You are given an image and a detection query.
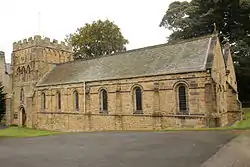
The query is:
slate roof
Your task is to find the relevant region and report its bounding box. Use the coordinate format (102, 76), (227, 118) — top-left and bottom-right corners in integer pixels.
(37, 36), (215, 86)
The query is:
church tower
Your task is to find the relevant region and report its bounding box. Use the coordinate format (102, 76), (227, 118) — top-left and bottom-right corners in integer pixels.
(9, 35), (73, 125)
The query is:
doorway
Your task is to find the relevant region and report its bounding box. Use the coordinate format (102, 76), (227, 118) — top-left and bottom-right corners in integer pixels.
(20, 107), (26, 126)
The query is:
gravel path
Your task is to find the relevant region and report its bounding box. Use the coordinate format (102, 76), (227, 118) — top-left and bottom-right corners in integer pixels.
(202, 130), (250, 167)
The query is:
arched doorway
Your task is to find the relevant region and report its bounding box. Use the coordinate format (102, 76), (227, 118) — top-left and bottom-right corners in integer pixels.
(20, 107), (26, 126)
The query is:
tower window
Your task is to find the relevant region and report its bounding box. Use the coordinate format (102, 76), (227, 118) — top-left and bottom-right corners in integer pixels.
(27, 65), (31, 73)
(20, 88), (24, 103)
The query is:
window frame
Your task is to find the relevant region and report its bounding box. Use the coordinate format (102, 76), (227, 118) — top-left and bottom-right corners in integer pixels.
(176, 83), (189, 115)
(41, 92), (46, 111)
(133, 86), (143, 114)
(57, 92), (61, 112)
(20, 88), (24, 103)
(99, 89), (108, 114)
(74, 90), (79, 112)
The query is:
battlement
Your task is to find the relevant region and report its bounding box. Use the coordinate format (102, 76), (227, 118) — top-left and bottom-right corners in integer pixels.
(13, 35), (72, 52)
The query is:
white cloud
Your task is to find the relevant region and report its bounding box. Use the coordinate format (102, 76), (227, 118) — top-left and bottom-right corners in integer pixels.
(0, 0), (179, 63)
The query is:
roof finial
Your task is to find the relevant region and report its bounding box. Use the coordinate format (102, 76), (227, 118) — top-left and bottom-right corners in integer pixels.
(225, 40), (230, 49)
(212, 23), (218, 36)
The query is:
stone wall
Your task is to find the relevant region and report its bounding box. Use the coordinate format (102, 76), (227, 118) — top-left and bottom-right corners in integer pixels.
(208, 38), (241, 127)
(30, 71), (220, 131)
(36, 71), (212, 117)
(0, 51), (12, 124)
(220, 111), (242, 127)
(31, 112), (206, 132)
(7, 35), (242, 130)
(13, 35), (72, 53)
(224, 43), (238, 91)
(226, 85), (241, 112)
(9, 35), (74, 125)
(218, 83), (242, 126)
(0, 51), (11, 93)
(210, 38), (227, 115)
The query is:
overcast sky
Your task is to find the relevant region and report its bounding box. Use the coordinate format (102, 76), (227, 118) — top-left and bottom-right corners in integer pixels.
(0, 0), (180, 63)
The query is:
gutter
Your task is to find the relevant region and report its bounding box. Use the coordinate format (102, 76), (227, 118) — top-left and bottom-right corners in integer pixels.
(36, 70), (208, 88)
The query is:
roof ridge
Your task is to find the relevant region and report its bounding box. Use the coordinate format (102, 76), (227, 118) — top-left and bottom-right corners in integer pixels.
(56, 34), (212, 66)
(38, 35), (211, 86)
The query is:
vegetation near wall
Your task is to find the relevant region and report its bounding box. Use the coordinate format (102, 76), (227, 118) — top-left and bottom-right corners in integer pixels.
(160, 0), (250, 105)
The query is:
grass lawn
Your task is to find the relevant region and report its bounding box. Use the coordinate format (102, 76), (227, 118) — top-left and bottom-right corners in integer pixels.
(243, 108), (250, 119)
(233, 108), (250, 129)
(0, 127), (61, 138)
(0, 109), (249, 137)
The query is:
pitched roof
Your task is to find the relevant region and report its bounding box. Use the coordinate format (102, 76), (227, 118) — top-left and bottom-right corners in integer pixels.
(37, 36), (214, 86)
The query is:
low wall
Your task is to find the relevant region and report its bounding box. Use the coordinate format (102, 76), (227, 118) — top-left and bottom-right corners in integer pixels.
(30, 113), (206, 132)
(220, 111), (242, 126)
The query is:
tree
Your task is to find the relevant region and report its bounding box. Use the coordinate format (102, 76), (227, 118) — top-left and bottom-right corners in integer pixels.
(66, 19), (129, 60)
(160, 0), (250, 104)
(0, 82), (6, 122)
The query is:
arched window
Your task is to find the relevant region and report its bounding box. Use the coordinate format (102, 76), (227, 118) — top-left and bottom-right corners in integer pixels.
(21, 66), (26, 81)
(41, 92), (46, 111)
(134, 86), (143, 114)
(100, 89), (108, 113)
(178, 85), (188, 114)
(17, 67), (21, 81)
(74, 91), (79, 111)
(205, 84), (212, 103)
(21, 66), (26, 73)
(27, 65), (31, 73)
(57, 92), (61, 111)
(20, 88), (24, 103)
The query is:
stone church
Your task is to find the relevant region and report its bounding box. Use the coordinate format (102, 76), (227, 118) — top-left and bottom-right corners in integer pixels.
(0, 33), (242, 131)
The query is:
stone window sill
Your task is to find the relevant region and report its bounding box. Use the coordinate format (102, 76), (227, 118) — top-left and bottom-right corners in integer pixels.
(133, 110), (143, 114)
(176, 111), (189, 115)
(99, 111), (109, 115)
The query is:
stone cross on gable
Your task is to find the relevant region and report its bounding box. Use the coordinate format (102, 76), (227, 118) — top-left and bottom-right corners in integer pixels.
(213, 23), (218, 34)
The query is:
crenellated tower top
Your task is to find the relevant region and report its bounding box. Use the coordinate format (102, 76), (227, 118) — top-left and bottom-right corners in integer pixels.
(13, 35), (72, 52)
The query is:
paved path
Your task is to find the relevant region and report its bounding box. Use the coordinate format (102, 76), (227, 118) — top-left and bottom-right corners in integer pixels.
(0, 131), (237, 167)
(202, 130), (250, 167)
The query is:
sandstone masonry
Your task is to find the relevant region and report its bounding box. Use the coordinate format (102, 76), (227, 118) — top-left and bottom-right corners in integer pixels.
(0, 33), (242, 131)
